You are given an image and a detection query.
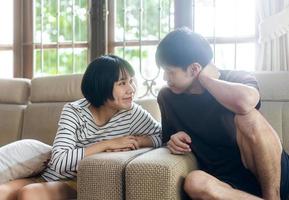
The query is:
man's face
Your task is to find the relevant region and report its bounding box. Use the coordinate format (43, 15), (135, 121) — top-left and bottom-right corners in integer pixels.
(162, 66), (195, 94)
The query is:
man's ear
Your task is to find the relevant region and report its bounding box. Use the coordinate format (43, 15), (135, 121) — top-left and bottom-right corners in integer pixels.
(187, 63), (202, 76)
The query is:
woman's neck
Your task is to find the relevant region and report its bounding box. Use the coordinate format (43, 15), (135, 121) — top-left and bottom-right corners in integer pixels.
(89, 104), (119, 127)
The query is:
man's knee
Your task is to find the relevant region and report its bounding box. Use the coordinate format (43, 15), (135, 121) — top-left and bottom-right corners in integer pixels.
(184, 170), (214, 198)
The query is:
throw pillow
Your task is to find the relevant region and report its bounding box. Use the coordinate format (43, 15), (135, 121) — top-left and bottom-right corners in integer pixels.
(0, 139), (52, 184)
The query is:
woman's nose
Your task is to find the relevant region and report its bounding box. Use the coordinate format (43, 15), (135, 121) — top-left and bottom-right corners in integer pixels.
(127, 82), (135, 94)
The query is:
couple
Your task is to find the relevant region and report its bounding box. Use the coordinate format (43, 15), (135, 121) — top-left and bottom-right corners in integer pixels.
(1, 27), (288, 200)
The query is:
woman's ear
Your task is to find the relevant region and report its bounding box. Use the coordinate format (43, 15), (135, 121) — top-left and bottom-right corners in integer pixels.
(187, 63), (202, 76)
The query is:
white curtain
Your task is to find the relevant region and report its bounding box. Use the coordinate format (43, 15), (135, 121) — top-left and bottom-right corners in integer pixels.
(257, 0), (289, 71)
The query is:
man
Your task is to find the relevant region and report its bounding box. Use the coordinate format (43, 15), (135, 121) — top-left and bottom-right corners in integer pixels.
(155, 27), (289, 200)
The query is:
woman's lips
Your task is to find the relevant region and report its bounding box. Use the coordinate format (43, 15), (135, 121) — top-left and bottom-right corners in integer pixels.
(123, 97), (132, 101)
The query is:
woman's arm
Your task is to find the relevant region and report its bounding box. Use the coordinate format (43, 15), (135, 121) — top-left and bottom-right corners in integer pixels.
(129, 104), (162, 148)
(49, 104), (84, 175)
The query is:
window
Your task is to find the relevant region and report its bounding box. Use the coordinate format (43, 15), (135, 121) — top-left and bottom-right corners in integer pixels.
(108, 0), (257, 97)
(108, 0), (174, 97)
(33, 0), (89, 77)
(0, 1), (13, 78)
(193, 0), (257, 71)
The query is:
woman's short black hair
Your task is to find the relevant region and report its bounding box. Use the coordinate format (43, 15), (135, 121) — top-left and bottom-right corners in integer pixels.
(155, 27), (213, 69)
(81, 55), (135, 108)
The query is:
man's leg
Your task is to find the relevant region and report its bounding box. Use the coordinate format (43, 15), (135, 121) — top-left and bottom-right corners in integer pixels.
(235, 109), (282, 200)
(184, 170), (263, 200)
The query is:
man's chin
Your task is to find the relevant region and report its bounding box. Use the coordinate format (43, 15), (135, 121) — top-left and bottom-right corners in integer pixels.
(168, 87), (183, 94)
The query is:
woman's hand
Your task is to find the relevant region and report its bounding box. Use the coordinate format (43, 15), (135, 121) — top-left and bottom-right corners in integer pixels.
(85, 135), (154, 156)
(105, 135), (154, 152)
(104, 136), (139, 151)
(85, 135), (138, 156)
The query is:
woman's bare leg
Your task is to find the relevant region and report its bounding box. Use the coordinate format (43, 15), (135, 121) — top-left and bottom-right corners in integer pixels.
(17, 181), (77, 200)
(0, 178), (35, 200)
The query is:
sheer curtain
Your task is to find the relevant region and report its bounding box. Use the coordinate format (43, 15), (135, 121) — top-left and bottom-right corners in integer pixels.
(257, 0), (289, 70)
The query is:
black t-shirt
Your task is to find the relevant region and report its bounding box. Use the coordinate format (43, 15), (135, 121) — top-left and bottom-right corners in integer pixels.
(157, 70), (260, 176)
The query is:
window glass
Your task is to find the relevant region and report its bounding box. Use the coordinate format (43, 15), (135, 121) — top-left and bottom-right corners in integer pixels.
(0, 51), (13, 78)
(34, 0), (88, 77)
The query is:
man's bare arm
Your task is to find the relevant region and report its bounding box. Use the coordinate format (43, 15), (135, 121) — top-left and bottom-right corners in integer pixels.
(198, 64), (260, 115)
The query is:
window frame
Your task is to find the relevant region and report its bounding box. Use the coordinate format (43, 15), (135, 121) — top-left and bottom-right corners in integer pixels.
(9, 0), (259, 79)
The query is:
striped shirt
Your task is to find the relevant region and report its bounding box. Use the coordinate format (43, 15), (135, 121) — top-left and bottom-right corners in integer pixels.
(41, 98), (162, 181)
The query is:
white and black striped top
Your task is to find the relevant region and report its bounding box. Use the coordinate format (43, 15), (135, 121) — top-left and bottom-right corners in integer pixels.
(41, 98), (162, 181)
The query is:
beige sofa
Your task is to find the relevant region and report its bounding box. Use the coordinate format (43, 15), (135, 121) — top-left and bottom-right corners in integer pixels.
(0, 72), (289, 200)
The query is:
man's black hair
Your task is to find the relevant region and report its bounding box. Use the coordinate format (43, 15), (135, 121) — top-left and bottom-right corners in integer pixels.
(155, 27), (213, 69)
(81, 55), (135, 108)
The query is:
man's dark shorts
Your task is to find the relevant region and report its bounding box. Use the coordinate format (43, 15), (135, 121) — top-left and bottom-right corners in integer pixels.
(217, 151), (289, 200)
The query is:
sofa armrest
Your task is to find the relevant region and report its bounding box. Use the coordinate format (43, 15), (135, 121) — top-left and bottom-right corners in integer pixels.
(77, 148), (152, 200)
(125, 147), (199, 200)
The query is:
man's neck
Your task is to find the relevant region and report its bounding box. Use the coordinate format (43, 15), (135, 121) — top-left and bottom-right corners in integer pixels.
(186, 79), (205, 94)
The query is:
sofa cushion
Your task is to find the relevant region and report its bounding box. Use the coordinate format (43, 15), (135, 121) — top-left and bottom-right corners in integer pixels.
(255, 72), (289, 101)
(135, 98), (161, 122)
(125, 147), (198, 200)
(21, 103), (66, 145)
(0, 139), (51, 184)
(255, 72), (289, 153)
(0, 105), (26, 146)
(78, 148), (152, 200)
(30, 74), (83, 103)
(0, 78), (30, 104)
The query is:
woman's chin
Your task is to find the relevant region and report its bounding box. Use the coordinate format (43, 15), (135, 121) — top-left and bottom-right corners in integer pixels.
(121, 101), (133, 110)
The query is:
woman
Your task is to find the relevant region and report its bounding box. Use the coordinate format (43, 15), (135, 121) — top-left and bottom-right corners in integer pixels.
(0, 55), (162, 200)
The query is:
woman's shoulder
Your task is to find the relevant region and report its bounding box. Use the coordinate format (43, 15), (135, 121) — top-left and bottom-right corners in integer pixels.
(67, 98), (89, 109)
(61, 98), (89, 115)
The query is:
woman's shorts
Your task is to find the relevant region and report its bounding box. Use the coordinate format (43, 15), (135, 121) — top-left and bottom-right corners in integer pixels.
(30, 176), (77, 192)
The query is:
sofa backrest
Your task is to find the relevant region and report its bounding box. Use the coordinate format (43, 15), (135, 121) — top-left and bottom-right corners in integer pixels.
(2, 72), (289, 151)
(19, 74), (161, 146)
(135, 98), (161, 122)
(0, 78), (30, 146)
(21, 74), (83, 145)
(254, 72), (289, 152)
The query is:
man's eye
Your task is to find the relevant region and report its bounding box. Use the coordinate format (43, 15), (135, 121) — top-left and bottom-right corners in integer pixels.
(119, 81), (126, 85)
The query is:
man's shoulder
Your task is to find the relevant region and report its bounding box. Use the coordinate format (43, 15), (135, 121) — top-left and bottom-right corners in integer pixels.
(157, 87), (172, 99)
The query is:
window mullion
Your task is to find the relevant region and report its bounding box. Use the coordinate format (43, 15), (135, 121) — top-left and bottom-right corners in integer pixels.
(174, 0), (192, 29)
(22, 0), (33, 78)
(123, 0), (126, 58)
(40, 0), (44, 74)
(57, 0), (60, 74)
(89, 0), (107, 60)
(72, 0), (75, 73)
(139, 0), (142, 77)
